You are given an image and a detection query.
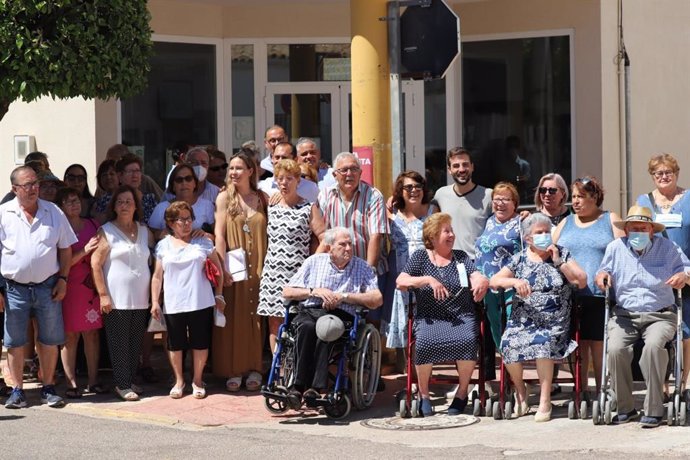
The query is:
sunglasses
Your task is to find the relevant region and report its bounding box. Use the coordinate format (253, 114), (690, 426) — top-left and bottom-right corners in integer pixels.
(173, 175), (195, 184)
(538, 187), (559, 195)
(402, 184), (423, 192)
(209, 163), (228, 172)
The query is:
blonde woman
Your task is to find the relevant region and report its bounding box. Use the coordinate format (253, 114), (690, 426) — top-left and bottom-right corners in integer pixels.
(213, 152), (268, 392)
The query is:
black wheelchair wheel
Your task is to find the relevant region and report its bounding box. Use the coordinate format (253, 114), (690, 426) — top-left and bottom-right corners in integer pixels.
(263, 386), (290, 414)
(324, 393), (352, 419)
(352, 324), (381, 410)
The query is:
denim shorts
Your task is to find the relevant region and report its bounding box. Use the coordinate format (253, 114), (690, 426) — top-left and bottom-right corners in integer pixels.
(4, 275), (65, 348)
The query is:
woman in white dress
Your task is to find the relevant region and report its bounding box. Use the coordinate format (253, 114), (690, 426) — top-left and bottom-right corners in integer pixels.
(91, 185), (154, 401)
(258, 159), (325, 352)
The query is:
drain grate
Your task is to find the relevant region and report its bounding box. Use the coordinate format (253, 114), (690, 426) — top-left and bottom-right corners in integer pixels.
(361, 414), (479, 431)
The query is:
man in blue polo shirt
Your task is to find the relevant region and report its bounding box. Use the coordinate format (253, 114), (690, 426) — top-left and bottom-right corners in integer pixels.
(596, 205), (689, 428)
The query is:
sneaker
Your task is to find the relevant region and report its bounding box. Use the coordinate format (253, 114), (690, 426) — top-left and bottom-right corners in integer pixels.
(639, 415), (661, 428)
(447, 397), (468, 416)
(420, 397), (434, 416)
(5, 388), (28, 409)
(612, 409), (639, 424)
(40, 385), (66, 408)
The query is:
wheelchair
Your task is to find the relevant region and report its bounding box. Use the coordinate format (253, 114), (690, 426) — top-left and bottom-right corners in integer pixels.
(592, 280), (685, 426)
(261, 298), (382, 419)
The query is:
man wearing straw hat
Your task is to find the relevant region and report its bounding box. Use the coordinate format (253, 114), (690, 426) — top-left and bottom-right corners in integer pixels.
(595, 205), (690, 428)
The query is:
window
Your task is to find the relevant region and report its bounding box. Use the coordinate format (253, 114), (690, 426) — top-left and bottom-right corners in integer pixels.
(121, 42), (217, 186)
(268, 44), (350, 82)
(231, 44), (255, 151)
(462, 36), (572, 205)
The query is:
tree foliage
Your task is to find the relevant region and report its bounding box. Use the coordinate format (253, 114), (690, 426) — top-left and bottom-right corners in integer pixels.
(0, 0), (153, 119)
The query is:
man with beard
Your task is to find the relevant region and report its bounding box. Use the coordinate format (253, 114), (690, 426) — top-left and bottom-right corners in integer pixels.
(432, 147), (493, 260)
(432, 146), (495, 399)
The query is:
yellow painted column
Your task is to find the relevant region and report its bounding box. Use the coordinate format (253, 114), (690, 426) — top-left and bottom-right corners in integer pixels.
(351, 0), (392, 195)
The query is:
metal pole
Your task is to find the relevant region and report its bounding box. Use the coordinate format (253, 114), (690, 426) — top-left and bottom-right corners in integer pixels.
(388, 0), (405, 179)
(624, 51), (632, 209)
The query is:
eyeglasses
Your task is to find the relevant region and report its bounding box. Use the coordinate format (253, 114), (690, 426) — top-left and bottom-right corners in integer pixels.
(538, 187), (559, 195)
(402, 184), (423, 193)
(65, 174), (86, 182)
(652, 170), (675, 179)
(122, 168), (141, 176)
(574, 176), (596, 192)
(174, 217), (193, 224)
(13, 181), (39, 191)
(173, 175), (195, 184)
(266, 137), (284, 144)
(335, 166), (361, 175)
(115, 199), (134, 206)
(62, 198), (81, 206)
(209, 163), (228, 172)
(492, 197), (512, 204)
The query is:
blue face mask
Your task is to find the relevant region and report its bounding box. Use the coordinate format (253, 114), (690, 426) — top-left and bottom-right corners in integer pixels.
(532, 233), (552, 250)
(628, 232), (651, 251)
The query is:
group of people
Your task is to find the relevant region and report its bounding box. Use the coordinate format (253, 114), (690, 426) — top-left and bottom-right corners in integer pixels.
(392, 148), (690, 428)
(0, 135), (688, 429)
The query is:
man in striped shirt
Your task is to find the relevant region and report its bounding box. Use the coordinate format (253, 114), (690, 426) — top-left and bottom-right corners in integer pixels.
(316, 152), (388, 273)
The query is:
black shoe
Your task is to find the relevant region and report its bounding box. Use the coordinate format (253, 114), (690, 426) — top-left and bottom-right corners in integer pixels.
(286, 389), (302, 410)
(447, 397), (468, 416)
(303, 388), (320, 407)
(612, 409), (639, 424)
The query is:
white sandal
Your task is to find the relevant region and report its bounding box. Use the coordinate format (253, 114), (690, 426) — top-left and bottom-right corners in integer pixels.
(226, 376), (242, 392)
(192, 382), (207, 399)
(115, 386), (139, 401)
(246, 371), (262, 392)
(169, 384), (186, 399)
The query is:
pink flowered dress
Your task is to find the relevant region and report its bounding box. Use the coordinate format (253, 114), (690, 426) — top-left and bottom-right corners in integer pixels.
(62, 218), (102, 333)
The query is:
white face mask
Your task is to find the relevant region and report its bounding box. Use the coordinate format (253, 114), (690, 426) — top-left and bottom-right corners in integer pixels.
(193, 165), (207, 182)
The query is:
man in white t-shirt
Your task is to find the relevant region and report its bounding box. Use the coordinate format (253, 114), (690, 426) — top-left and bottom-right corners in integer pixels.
(259, 142), (319, 203)
(0, 166), (78, 409)
(432, 146), (494, 396)
(162, 147), (219, 205)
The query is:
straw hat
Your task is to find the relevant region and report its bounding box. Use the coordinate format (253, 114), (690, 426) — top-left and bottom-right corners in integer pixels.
(613, 205), (665, 233)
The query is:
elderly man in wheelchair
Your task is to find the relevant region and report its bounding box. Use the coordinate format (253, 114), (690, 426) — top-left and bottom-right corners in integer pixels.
(262, 227), (383, 419)
(595, 205), (689, 428)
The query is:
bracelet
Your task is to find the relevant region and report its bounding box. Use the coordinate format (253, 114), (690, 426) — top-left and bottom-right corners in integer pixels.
(215, 294), (226, 304)
(58, 275), (68, 282)
(554, 260), (565, 269)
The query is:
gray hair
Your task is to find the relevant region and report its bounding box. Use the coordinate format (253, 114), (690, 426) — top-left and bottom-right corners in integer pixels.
(534, 172), (569, 209)
(186, 146), (209, 160)
(333, 152), (358, 169)
(521, 212), (553, 237)
(296, 137), (318, 150)
(324, 226), (352, 246)
(10, 165), (35, 185)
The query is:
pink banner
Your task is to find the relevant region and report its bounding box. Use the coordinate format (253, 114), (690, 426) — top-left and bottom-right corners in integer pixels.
(352, 146), (374, 185)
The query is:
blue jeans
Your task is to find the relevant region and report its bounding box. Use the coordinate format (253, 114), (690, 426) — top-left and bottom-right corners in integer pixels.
(4, 275), (65, 348)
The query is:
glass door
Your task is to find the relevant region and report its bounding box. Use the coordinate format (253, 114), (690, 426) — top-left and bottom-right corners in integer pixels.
(265, 80), (424, 174)
(265, 82), (344, 165)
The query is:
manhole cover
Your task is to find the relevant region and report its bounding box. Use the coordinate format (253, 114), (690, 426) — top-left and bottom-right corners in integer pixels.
(360, 414), (479, 431)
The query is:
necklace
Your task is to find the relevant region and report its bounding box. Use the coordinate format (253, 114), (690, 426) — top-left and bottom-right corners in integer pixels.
(656, 188), (684, 210)
(115, 221), (136, 239)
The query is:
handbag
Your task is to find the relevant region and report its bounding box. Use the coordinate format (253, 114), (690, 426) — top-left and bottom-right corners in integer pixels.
(205, 258), (220, 287)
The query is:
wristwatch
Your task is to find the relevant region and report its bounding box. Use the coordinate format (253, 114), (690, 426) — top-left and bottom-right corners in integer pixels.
(554, 260), (565, 269)
(342, 292), (350, 302)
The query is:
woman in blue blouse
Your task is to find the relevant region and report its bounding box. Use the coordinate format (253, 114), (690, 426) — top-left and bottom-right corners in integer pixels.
(475, 182), (522, 347)
(637, 153), (690, 392)
(386, 171), (437, 348)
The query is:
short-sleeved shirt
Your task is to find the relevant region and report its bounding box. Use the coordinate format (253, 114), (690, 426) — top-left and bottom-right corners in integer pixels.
(598, 236), (687, 312)
(148, 198), (215, 231)
(155, 236), (215, 314)
(432, 184), (493, 259)
(258, 177), (320, 203)
(0, 198), (78, 283)
(286, 253), (379, 315)
(162, 181), (219, 206)
(474, 214), (521, 278)
(317, 181), (389, 273)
